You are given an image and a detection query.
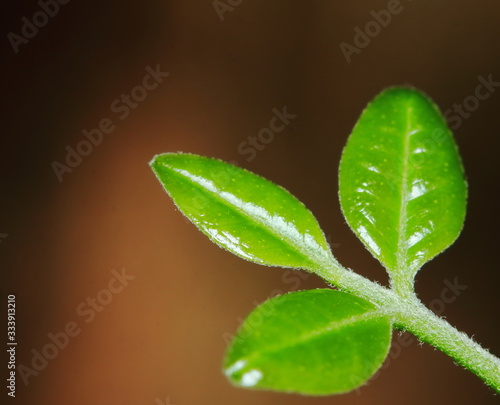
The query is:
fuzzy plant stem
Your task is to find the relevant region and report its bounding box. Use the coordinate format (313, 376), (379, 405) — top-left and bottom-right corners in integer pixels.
(319, 261), (500, 393)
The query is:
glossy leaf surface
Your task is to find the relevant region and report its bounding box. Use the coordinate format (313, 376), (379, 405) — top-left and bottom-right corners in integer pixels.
(150, 153), (335, 273)
(339, 87), (467, 279)
(224, 289), (391, 395)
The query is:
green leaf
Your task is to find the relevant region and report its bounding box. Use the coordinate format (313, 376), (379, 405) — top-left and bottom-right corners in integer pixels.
(223, 289), (391, 395)
(150, 153), (336, 275)
(339, 87), (467, 281)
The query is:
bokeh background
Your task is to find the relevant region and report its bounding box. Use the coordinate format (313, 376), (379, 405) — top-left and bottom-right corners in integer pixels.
(2, 1), (500, 404)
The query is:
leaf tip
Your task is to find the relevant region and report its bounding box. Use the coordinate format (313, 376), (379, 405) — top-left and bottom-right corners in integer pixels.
(148, 155), (162, 177)
(149, 153), (192, 178)
(148, 154), (160, 168)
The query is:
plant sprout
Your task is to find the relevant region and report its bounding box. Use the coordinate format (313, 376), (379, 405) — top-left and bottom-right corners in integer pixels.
(149, 87), (500, 395)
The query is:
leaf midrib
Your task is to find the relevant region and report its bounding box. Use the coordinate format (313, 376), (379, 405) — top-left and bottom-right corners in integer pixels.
(395, 100), (413, 275)
(238, 309), (385, 364)
(167, 166), (330, 268)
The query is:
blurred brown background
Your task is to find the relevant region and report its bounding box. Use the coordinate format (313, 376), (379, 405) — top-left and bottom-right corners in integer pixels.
(1, 1), (500, 404)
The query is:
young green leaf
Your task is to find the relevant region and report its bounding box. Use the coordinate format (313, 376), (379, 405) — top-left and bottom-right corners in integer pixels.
(150, 153), (337, 276)
(339, 87), (467, 283)
(223, 289), (392, 395)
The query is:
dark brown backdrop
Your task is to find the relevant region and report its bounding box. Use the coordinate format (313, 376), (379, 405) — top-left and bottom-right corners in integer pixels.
(2, 1), (500, 404)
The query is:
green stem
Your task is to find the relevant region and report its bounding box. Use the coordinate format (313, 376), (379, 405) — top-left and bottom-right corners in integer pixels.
(321, 262), (500, 393)
(396, 301), (500, 393)
(389, 276), (416, 300)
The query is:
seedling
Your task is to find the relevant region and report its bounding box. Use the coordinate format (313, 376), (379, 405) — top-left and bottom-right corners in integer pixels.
(149, 87), (500, 395)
